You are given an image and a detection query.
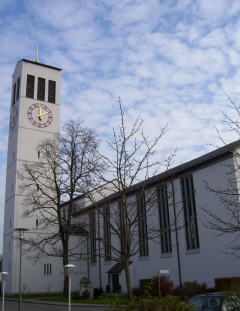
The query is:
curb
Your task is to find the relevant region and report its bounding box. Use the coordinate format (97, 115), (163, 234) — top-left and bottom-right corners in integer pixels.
(1, 298), (109, 308)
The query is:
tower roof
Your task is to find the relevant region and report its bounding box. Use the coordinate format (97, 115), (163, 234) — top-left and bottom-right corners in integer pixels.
(12, 59), (62, 77)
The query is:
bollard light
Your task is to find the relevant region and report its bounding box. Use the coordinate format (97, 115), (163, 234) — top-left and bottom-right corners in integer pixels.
(64, 264), (76, 311)
(1, 272), (8, 311)
(14, 228), (29, 311)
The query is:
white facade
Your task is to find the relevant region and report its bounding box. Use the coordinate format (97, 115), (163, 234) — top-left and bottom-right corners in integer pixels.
(3, 59), (62, 295)
(68, 143), (240, 294)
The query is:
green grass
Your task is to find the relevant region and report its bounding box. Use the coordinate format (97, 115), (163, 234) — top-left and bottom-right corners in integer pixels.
(3, 294), (128, 305)
(43, 295), (128, 305)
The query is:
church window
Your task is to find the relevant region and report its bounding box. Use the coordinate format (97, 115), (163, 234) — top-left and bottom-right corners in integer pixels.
(26, 74), (35, 98)
(104, 206), (111, 261)
(37, 77), (45, 101)
(138, 191), (149, 257)
(36, 219), (39, 227)
(181, 175), (200, 250)
(89, 211), (97, 263)
(12, 83), (16, 107)
(16, 77), (20, 100)
(158, 185), (172, 254)
(44, 263), (52, 276)
(38, 151), (40, 158)
(48, 80), (56, 103)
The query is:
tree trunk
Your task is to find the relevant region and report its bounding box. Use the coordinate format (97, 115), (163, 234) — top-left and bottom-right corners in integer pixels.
(62, 238), (69, 297)
(124, 259), (133, 301)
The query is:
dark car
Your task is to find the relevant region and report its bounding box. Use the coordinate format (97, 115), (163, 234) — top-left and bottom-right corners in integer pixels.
(188, 292), (240, 311)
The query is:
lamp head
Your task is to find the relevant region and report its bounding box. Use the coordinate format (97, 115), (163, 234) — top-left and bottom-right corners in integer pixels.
(14, 228), (29, 240)
(64, 264), (76, 277)
(1, 272), (8, 280)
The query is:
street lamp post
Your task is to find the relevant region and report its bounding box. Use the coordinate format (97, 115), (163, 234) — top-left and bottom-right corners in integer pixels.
(64, 264), (76, 311)
(1, 272), (8, 311)
(14, 228), (29, 311)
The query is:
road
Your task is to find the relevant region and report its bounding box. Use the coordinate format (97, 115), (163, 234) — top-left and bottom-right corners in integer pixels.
(0, 300), (109, 311)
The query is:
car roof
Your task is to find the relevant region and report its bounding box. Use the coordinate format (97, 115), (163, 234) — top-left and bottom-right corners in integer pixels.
(190, 292), (224, 298)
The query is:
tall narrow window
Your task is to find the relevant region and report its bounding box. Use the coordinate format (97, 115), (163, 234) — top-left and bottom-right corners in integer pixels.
(104, 206), (111, 261)
(158, 186), (172, 254)
(12, 83), (16, 107)
(16, 77), (20, 100)
(181, 175), (200, 250)
(138, 192), (149, 257)
(26, 74), (35, 98)
(37, 77), (45, 101)
(89, 211), (97, 263)
(48, 80), (56, 103)
(44, 263), (52, 276)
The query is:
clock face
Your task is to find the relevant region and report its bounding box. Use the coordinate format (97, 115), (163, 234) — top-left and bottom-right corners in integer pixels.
(10, 105), (18, 131)
(27, 103), (53, 128)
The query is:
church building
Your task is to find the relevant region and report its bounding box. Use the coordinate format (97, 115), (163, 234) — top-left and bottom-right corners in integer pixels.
(2, 58), (240, 295)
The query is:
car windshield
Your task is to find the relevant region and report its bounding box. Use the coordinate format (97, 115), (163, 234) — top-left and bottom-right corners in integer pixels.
(188, 295), (223, 311)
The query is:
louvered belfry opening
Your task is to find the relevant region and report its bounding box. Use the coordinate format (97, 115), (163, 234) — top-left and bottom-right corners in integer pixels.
(37, 77), (45, 101)
(26, 74), (35, 98)
(12, 83), (16, 107)
(48, 80), (56, 103)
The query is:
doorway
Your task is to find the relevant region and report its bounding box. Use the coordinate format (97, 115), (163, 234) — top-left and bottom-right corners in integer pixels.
(112, 274), (119, 293)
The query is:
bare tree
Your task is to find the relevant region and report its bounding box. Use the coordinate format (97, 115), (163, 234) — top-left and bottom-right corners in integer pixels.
(77, 98), (181, 300)
(19, 119), (103, 296)
(202, 97), (240, 258)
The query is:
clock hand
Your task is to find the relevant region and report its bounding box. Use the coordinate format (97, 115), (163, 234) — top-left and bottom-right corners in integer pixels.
(37, 111), (49, 117)
(38, 103), (42, 121)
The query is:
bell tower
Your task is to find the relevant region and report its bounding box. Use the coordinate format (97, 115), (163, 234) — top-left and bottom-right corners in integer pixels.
(2, 59), (62, 294)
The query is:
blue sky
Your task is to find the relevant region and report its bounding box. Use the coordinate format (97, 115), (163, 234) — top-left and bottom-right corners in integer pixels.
(1, 0), (240, 252)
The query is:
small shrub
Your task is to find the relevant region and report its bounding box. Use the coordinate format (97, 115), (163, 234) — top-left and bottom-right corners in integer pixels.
(139, 279), (151, 291)
(132, 286), (144, 297)
(175, 281), (207, 299)
(111, 296), (192, 311)
(106, 284), (111, 292)
(215, 277), (240, 291)
(225, 288), (240, 311)
(151, 275), (174, 297)
(94, 287), (103, 297)
(137, 276), (174, 298)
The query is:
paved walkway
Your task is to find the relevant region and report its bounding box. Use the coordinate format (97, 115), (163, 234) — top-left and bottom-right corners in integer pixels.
(0, 298), (109, 311)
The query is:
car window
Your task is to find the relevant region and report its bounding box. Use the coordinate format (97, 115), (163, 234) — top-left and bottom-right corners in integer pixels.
(188, 295), (223, 311)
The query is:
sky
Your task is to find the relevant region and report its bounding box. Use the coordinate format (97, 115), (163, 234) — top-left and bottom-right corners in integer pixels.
(1, 0), (240, 253)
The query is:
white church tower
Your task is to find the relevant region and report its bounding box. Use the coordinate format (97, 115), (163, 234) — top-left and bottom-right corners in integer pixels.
(3, 58), (62, 294)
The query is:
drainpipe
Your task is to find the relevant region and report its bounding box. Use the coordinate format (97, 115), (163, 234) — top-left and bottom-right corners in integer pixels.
(171, 180), (182, 286)
(87, 236), (90, 280)
(98, 210), (102, 288)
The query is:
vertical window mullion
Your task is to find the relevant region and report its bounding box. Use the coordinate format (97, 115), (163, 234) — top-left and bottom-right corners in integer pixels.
(181, 175), (200, 250)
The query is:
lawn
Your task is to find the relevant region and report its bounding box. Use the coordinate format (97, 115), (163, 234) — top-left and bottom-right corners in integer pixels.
(3, 293), (129, 305)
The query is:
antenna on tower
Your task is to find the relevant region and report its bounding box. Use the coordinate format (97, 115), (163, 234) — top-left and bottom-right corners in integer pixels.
(35, 46), (41, 63)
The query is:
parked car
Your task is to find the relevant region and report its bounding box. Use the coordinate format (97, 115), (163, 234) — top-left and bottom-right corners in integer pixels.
(188, 292), (240, 311)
